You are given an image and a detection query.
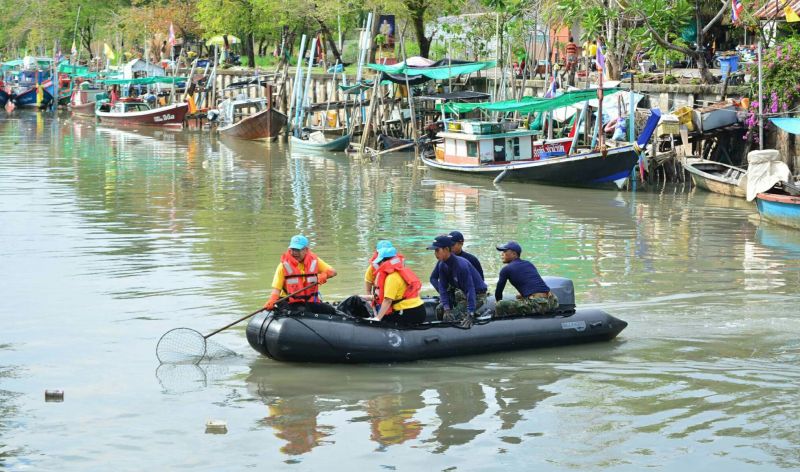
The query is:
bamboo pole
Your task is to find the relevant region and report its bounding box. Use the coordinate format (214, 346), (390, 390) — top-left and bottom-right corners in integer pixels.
(357, 77), (381, 159)
(297, 37), (318, 132)
(399, 32), (420, 161)
(286, 34), (307, 136)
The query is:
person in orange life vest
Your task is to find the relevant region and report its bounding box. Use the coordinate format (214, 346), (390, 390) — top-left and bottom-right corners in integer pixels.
(366, 246), (426, 326)
(264, 234), (337, 315)
(364, 240), (394, 296)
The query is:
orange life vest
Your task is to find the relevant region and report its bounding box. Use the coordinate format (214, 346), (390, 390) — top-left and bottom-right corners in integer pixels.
(280, 250), (320, 303)
(370, 252), (404, 299)
(374, 255), (421, 314)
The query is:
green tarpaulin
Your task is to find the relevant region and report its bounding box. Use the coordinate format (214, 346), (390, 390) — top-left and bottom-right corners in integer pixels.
(439, 88), (621, 114)
(99, 76), (186, 85)
(58, 63), (89, 75)
(367, 61), (495, 79)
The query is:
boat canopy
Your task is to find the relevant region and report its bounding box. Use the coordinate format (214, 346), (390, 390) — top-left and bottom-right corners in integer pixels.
(439, 88), (622, 114)
(367, 60), (496, 80)
(58, 63), (89, 75)
(99, 76), (186, 85)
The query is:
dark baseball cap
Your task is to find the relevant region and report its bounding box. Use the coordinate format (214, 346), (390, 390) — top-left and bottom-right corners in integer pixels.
(427, 234), (454, 250)
(448, 231), (465, 242)
(496, 240), (522, 255)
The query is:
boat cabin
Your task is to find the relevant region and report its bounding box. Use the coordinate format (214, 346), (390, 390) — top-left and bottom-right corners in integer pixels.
(436, 121), (572, 165)
(98, 99), (152, 114)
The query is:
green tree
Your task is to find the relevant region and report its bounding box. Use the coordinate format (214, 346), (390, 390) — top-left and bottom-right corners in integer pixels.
(631, 0), (732, 83)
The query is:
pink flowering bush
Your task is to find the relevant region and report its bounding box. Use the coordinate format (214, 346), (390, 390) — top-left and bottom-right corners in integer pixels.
(744, 38), (800, 143)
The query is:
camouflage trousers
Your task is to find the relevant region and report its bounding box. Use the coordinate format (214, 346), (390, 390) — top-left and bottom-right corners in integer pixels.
(436, 289), (487, 320)
(495, 292), (559, 318)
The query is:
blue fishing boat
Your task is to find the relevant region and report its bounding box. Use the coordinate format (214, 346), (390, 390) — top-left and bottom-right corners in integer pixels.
(756, 191), (800, 229)
(745, 146), (800, 229)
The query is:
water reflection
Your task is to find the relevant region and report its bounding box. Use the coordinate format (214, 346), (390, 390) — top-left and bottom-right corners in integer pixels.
(0, 351), (23, 469)
(245, 359), (562, 456)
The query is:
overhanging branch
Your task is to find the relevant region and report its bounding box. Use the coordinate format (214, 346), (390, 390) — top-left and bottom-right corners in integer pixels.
(702, 0), (731, 34)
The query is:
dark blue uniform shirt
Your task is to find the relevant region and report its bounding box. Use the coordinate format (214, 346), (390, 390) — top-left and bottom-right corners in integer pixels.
(430, 250), (484, 289)
(495, 258), (550, 301)
(456, 249), (484, 280)
(434, 254), (488, 312)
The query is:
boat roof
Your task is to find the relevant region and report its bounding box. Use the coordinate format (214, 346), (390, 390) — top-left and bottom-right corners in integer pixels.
(417, 90), (491, 102)
(100, 76), (186, 85)
(440, 88), (621, 114)
(367, 60), (495, 80)
(438, 129), (542, 140)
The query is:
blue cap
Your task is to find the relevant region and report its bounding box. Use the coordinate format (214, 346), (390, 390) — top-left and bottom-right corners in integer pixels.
(496, 241), (522, 255)
(288, 234), (309, 250)
(377, 246), (397, 259)
(376, 240), (393, 251)
(448, 231), (465, 242)
(427, 234), (454, 250)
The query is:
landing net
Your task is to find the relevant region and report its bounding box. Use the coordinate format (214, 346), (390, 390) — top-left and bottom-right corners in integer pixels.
(156, 327), (238, 364)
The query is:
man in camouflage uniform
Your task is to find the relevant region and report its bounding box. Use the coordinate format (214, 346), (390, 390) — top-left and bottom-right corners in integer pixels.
(494, 241), (559, 317)
(427, 234), (487, 326)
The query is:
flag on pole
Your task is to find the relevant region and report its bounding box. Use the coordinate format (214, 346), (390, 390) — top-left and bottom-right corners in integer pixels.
(103, 43), (115, 61)
(168, 22), (176, 47)
(596, 44), (606, 72)
(786, 4), (800, 22)
(544, 73), (557, 98)
(731, 0), (744, 23)
(71, 40), (77, 56)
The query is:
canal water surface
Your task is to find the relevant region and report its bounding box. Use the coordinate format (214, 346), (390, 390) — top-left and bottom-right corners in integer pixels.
(1, 112), (799, 470)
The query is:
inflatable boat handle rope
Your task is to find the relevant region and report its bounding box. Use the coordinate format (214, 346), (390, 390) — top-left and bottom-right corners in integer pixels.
(156, 282), (319, 364)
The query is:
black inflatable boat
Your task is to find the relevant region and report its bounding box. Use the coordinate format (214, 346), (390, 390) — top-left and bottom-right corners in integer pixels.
(246, 277), (627, 363)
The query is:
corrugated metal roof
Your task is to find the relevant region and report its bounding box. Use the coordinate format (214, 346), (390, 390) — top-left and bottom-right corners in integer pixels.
(755, 0), (800, 19)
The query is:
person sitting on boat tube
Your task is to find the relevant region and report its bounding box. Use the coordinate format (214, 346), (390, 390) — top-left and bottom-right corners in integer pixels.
(364, 240), (400, 296)
(494, 241), (559, 317)
(364, 245), (426, 325)
(428, 234), (487, 326)
(263, 234), (338, 315)
(430, 231), (484, 282)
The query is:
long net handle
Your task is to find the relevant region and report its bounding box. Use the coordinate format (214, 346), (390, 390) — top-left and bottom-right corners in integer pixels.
(203, 282), (320, 339)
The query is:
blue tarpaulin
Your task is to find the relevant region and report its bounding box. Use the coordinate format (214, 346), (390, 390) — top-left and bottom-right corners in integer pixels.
(770, 117), (800, 135)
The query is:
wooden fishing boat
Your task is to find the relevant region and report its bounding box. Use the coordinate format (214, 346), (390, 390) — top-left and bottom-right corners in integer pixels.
(11, 79), (54, 109)
(756, 186), (800, 229)
(423, 89), (662, 188)
(681, 157), (747, 197)
(246, 277), (628, 363)
(217, 98), (287, 140)
(70, 87), (106, 117)
(422, 138), (639, 187)
(96, 98), (188, 127)
(289, 132), (351, 152)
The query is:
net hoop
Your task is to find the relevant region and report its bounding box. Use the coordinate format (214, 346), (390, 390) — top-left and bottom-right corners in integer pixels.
(156, 327), (207, 364)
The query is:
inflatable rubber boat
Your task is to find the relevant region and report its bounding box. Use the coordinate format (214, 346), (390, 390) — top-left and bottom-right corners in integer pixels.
(246, 277), (627, 363)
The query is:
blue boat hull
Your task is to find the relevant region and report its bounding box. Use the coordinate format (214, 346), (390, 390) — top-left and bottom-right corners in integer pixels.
(0, 89), (8, 107)
(756, 193), (800, 229)
(12, 85), (54, 108)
